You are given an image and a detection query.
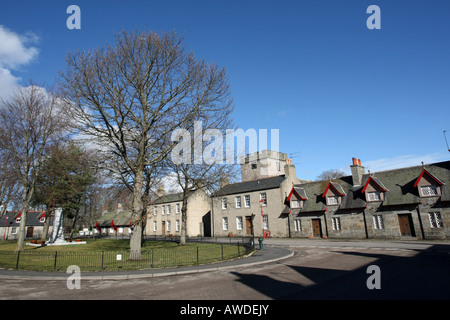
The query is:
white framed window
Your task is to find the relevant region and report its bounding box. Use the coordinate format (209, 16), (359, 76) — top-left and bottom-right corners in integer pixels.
(260, 193), (267, 206)
(327, 196), (339, 206)
(294, 219), (302, 232)
(244, 195), (250, 207)
(429, 212), (444, 228)
(222, 217), (228, 231)
(166, 220), (171, 231)
(176, 220), (180, 232)
(176, 203), (180, 214)
(221, 198), (227, 209)
(332, 217), (341, 231)
(153, 221), (157, 232)
(421, 185), (439, 197)
(118, 227), (124, 234)
(39, 216), (46, 223)
(162, 205), (165, 215)
(154, 206), (157, 215)
(367, 191), (382, 202)
(235, 196), (241, 208)
(236, 216), (243, 230)
(167, 205), (171, 215)
(11, 227), (17, 234)
(15, 217), (21, 223)
(373, 215), (384, 230)
(291, 200), (300, 208)
(263, 215), (269, 229)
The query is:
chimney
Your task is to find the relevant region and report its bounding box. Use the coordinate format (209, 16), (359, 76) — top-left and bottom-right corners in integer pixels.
(219, 173), (229, 188)
(350, 157), (365, 186)
(116, 203), (123, 214)
(284, 160), (299, 183)
(156, 185), (166, 198)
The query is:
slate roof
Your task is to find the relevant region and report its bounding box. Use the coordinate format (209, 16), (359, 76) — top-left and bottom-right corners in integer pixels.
(0, 211), (52, 227)
(96, 210), (133, 227)
(292, 160), (450, 214)
(152, 190), (196, 205)
(213, 175), (287, 197)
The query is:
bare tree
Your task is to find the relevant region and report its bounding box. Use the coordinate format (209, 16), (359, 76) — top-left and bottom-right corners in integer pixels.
(59, 30), (233, 258)
(316, 169), (346, 181)
(0, 84), (67, 250)
(0, 151), (20, 218)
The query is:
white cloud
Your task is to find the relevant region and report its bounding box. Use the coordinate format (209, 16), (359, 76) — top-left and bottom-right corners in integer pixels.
(0, 25), (39, 99)
(363, 152), (449, 173)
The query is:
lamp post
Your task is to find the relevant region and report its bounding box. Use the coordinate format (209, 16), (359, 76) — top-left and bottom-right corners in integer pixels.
(259, 199), (265, 239)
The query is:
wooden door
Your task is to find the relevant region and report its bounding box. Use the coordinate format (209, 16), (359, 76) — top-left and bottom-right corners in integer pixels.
(398, 214), (415, 237)
(26, 227), (34, 238)
(311, 219), (322, 237)
(245, 216), (252, 235)
(161, 221), (166, 235)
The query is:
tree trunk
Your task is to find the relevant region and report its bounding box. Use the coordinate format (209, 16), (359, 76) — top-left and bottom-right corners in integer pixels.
(180, 195), (189, 246)
(129, 168), (144, 260)
(16, 187), (30, 251)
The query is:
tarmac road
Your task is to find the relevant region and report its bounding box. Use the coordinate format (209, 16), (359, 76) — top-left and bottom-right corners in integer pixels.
(1, 239), (450, 301)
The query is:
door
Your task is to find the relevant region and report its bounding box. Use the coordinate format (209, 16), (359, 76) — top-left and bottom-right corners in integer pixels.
(311, 219), (322, 237)
(245, 216), (253, 235)
(26, 227), (34, 238)
(398, 214), (415, 237)
(161, 221), (166, 235)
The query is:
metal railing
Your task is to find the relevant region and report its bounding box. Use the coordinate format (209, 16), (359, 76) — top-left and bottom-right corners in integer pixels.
(0, 237), (255, 272)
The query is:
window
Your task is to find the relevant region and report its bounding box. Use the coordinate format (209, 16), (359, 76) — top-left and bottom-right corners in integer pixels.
(373, 215), (384, 230)
(176, 204), (180, 214)
(251, 163), (257, 169)
(429, 212), (444, 228)
(236, 216), (243, 230)
(221, 198), (227, 209)
(154, 206), (157, 215)
(291, 200), (300, 208)
(367, 191), (382, 202)
(166, 220), (171, 231)
(118, 227), (124, 234)
(39, 216), (46, 223)
(167, 205), (171, 215)
(263, 215), (269, 229)
(235, 196), (241, 208)
(222, 217), (228, 231)
(11, 227), (17, 234)
(327, 196), (339, 206)
(15, 217), (21, 223)
(176, 220), (180, 232)
(294, 219), (302, 232)
(162, 205), (165, 215)
(153, 221), (157, 232)
(260, 193), (267, 206)
(421, 185), (439, 197)
(332, 217), (341, 230)
(244, 195), (250, 207)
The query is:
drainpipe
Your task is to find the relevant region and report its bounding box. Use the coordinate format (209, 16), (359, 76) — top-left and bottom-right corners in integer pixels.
(416, 206), (425, 239)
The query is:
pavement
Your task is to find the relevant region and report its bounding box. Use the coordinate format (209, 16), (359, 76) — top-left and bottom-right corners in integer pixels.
(0, 244), (294, 281)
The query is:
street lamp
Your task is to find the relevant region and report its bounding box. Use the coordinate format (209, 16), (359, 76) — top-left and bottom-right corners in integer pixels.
(259, 199), (265, 239)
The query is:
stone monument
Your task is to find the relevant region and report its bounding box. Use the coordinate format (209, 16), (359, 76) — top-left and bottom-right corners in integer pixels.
(49, 207), (66, 244)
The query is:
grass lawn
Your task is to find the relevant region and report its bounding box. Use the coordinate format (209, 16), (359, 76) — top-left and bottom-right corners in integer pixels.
(0, 239), (249, 271)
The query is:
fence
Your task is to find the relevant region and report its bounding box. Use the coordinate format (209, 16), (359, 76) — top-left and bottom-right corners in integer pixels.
(0, 237), (254, 272)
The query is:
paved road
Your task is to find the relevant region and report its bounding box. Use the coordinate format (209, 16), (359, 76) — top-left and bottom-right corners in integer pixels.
(1, 239), (450, 301)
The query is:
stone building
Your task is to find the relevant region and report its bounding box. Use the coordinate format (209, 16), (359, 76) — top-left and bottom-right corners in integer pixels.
(0, 211), (51, 240)
(285, 158), (450, 240)
(147, 188), (211, 237)
(211, 150), (302, 238)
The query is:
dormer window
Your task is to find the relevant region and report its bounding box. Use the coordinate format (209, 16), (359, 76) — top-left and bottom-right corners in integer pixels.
(291, 200), (300, 208)
(367, 191), (382, 202)
(420, 185), (439, 197)
(322, 181), (345, 207)
(327, 196), (340, 206)
(362, 174), (387, 203)
(414, 164), (444, 198)
(286, 187), (307, 210)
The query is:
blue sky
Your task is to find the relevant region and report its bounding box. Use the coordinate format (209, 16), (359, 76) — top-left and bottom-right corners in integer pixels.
(1, 0), (450, 181)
